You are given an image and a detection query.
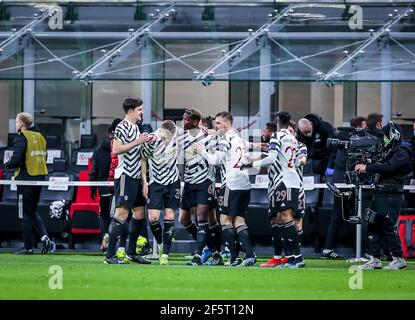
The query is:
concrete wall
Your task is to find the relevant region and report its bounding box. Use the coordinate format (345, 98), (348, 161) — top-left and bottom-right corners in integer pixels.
(357, 82), (381, 117)
(165, 81), (228, 117)
(92, 81), (140, 123)
(393, 82), (415, 120)
(278, 82), (311, 122)
(310, 82), (335, 125)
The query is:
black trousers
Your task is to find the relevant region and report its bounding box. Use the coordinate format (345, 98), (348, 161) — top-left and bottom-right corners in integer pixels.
(324, 191), (352, 250)
(99, 195), (112, 239)
(368, 192), (403, 258)
(17, 185), (48, 250)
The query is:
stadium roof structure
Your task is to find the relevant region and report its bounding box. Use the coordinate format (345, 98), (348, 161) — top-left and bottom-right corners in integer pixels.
(1, 1), (415, 83)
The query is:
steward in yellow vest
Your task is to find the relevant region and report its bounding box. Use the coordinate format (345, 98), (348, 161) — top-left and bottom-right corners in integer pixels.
(5, 112), (52, 254)
(6, 127), (48, 179)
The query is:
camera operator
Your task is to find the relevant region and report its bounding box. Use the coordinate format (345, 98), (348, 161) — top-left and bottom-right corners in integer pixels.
(321, 117), (366, 259)
(365, 113), (385, 140)
(355, 122), (412, 270)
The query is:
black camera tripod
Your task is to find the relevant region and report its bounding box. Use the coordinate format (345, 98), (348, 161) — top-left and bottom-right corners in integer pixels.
(326, 172), (370, 263)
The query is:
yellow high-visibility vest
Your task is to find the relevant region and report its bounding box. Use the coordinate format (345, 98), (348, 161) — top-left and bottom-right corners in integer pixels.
(15, 129), (48, 177)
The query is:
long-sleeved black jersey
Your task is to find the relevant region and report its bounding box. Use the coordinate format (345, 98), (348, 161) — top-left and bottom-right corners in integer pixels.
(366, 143), (413, 186)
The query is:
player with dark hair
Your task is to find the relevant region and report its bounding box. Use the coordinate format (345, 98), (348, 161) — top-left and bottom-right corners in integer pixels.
(104, 97), (151, 264)
(250, 111), (304, 268)
(178, 108), (222, 266)
(263, 121), (277, 143)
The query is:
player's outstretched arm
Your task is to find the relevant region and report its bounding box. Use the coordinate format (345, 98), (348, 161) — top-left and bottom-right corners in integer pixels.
(112, 132), (150, 155)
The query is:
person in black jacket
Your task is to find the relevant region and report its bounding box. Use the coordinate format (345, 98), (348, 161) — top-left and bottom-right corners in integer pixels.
(5, 112), (52, 254)
(355, 122), (412, 270)
(321, 117), (366, 259)
(89, 118), (122, 252)
(297, 114), (337, 178)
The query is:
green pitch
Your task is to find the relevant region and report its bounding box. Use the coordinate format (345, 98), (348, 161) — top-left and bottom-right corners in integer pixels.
(0, 253), (414, 300)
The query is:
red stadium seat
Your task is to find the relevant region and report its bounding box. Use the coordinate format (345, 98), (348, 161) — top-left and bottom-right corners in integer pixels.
(69, 169), (101, 235)
(398, 215), (415, 259)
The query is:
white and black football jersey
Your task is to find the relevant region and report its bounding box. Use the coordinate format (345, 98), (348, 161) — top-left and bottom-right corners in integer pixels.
(141, 131), (179, 185)
(113, 119), (142, 180)
(215, 131), (251, 190)
(267, 129), (301, 195)
(177, 128), (215, 184)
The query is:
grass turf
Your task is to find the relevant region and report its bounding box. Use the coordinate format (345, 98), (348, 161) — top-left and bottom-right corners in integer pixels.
(0, 252), (414, 300)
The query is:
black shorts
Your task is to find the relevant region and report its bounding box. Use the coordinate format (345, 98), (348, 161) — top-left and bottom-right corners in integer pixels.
(210, 182), (219, 209)
(114, 174), (146, 209)
(294, 193), (306, 219)
(180, 179), (214, 211)
(147, 180), (181, 210)
(268, 183), (299, 217)
(217, 186), (251, 217)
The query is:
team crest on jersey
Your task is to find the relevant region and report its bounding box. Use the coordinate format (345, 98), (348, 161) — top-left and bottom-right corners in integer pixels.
(166, 147), (176, 156)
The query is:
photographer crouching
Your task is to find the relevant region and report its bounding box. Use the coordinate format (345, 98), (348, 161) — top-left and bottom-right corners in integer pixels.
(354, 122), (412, 270)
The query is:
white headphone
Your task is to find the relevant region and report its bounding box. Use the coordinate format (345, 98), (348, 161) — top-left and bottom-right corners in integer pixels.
(388, 121), (401, 142)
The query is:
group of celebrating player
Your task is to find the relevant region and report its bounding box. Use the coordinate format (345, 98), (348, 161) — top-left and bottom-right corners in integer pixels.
(104, 96), (307, 269)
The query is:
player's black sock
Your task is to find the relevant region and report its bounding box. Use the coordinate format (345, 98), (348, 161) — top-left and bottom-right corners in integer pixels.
(140, 217), (149, 242)
(106, 217), (125, 259)
(163, 219), (175, 255)
(127, 218), (145, 256)
(209, 222), (221, 252)
(236, 224), (255, 259)
(271, 223), (283, 257)
(283, 221), (300, 257)
(195, 220), (209, 255)
(119, 221), (128, 248)
(150, 220), (163, 245)
(184, 221), (197, 240)
(297, 229), (304, 247)
(221, 224), (238, 261)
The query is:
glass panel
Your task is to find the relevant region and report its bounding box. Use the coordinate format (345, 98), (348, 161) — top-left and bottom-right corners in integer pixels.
(0, 80), (22, 147)
(0, 2), (414, 81)
(35, 80), (91, 155)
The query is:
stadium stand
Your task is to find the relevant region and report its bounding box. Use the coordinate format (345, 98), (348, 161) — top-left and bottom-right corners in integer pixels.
(69, 158), (101, 247)
(69, 134), (96, 174)
(246, 188), (271, 242)
(45, 135), (65, 174)
(37, 158), (74, 234)
(0, 171), (19, 232)
(0, 133), (17, 172)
